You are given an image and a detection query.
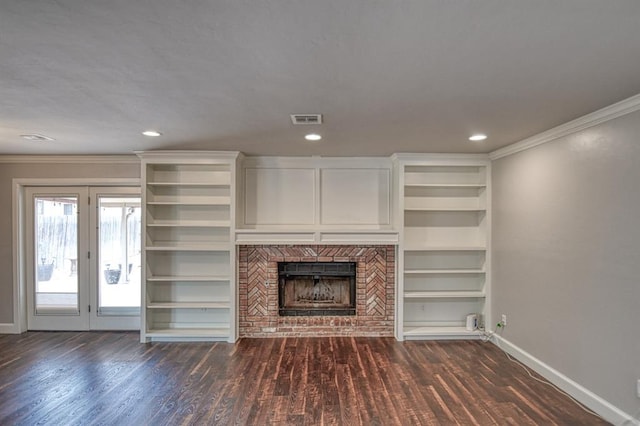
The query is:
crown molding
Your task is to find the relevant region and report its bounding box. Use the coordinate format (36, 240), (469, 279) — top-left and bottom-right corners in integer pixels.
(243, 155), (391, 169)
(391, 153), (489, 165)
(0, 154), (140, 164)
(134, 150), (241, 160)
(490, 92), (640, 160)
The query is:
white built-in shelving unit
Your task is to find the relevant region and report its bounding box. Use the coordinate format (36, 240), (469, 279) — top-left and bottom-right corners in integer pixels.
(394, 154), (491, 340)
(135, 151), (490, 342)
(137, 151), (240, 342)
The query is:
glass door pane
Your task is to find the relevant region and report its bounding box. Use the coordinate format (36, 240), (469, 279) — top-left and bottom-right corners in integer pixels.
(34, 195), (80, 314)
(97, 196), (142, 316)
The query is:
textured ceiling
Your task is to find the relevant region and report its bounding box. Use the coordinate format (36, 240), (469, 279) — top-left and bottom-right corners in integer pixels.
(1, 0), (640, 156)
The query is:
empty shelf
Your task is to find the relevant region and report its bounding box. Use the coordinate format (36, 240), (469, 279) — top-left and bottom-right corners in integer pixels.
(404, 291), (485, 299)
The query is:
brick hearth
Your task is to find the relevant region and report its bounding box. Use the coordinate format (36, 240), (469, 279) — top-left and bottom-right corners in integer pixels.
(238, 245), (395, 337)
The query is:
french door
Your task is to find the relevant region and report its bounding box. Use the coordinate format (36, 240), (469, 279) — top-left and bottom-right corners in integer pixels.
(25, 186), (141, 330)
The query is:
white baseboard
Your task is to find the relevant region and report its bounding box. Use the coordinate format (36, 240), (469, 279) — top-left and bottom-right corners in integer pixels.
(0, 323), (20, 334)
(492, 335), (639, 426)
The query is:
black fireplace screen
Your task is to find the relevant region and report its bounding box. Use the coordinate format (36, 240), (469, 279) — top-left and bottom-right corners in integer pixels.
(278, 262), (356, 316)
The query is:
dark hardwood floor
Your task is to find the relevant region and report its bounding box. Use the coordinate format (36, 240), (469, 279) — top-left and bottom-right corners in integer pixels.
(0, 332), (607, 425)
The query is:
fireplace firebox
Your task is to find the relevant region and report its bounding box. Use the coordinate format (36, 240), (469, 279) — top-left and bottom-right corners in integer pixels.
(278, 262), (356, 316)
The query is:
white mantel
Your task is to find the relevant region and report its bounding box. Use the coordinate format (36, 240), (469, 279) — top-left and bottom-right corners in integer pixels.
(234, 229), (399, 245)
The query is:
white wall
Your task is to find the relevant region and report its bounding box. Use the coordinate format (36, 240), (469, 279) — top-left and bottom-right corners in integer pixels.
(491, 110), (640, 417)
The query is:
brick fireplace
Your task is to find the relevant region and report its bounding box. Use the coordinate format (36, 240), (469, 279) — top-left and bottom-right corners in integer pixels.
(238, 245), (395, 337)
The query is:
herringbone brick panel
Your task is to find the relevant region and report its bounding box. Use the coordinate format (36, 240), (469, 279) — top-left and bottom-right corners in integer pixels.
(238, 245), (395, 337)
(247, 248), (269, 317)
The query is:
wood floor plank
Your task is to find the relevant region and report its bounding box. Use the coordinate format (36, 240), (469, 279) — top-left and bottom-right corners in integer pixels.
(348, 340), (383, 424)
(357, 340), (399, 424)
(0, 332), (609, 425)
(287, 339), (309, 416)
(334, 363), (363, 425)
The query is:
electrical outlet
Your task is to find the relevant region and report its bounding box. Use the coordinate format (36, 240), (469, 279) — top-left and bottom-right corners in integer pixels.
(501, 314), (507, 326)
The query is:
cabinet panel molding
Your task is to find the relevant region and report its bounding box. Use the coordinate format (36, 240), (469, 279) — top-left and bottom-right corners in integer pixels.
(320, 168), (390, 226)
(243, 167), (316, 226)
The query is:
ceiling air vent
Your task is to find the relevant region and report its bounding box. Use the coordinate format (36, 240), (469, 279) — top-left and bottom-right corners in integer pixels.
(290, 114), (323, 125)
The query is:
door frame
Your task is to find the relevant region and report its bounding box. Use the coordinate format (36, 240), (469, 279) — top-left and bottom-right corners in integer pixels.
(11, 178), (140, 333)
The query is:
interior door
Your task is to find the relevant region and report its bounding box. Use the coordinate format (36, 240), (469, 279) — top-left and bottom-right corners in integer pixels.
(26, 186), (141, 331)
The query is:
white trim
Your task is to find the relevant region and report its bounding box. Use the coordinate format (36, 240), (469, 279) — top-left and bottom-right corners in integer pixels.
(11, 180), (27, 333)
(10, 178), (141, 334)
(392, 153), (489, 164)
(15, 178), (140, 186)
(135, 150), (241, 163)
(493, 335), (639, 426)
(489, 93), (640, 160)
(243, 155), (392, 169)
(0, 323), (19, 334)
(228, 156), (239, 343)
(394, 161), (405, 341)
(234, 229), (399, 245)
(483, 161), (492, 331)
(0, 155), (139, 164)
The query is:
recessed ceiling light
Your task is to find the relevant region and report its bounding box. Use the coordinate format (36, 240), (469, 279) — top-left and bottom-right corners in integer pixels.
(305, 133), (322, 141)
(469, 134), (487, 141)
(20, 133), (55, 142)
(142, 130), (162, 137)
